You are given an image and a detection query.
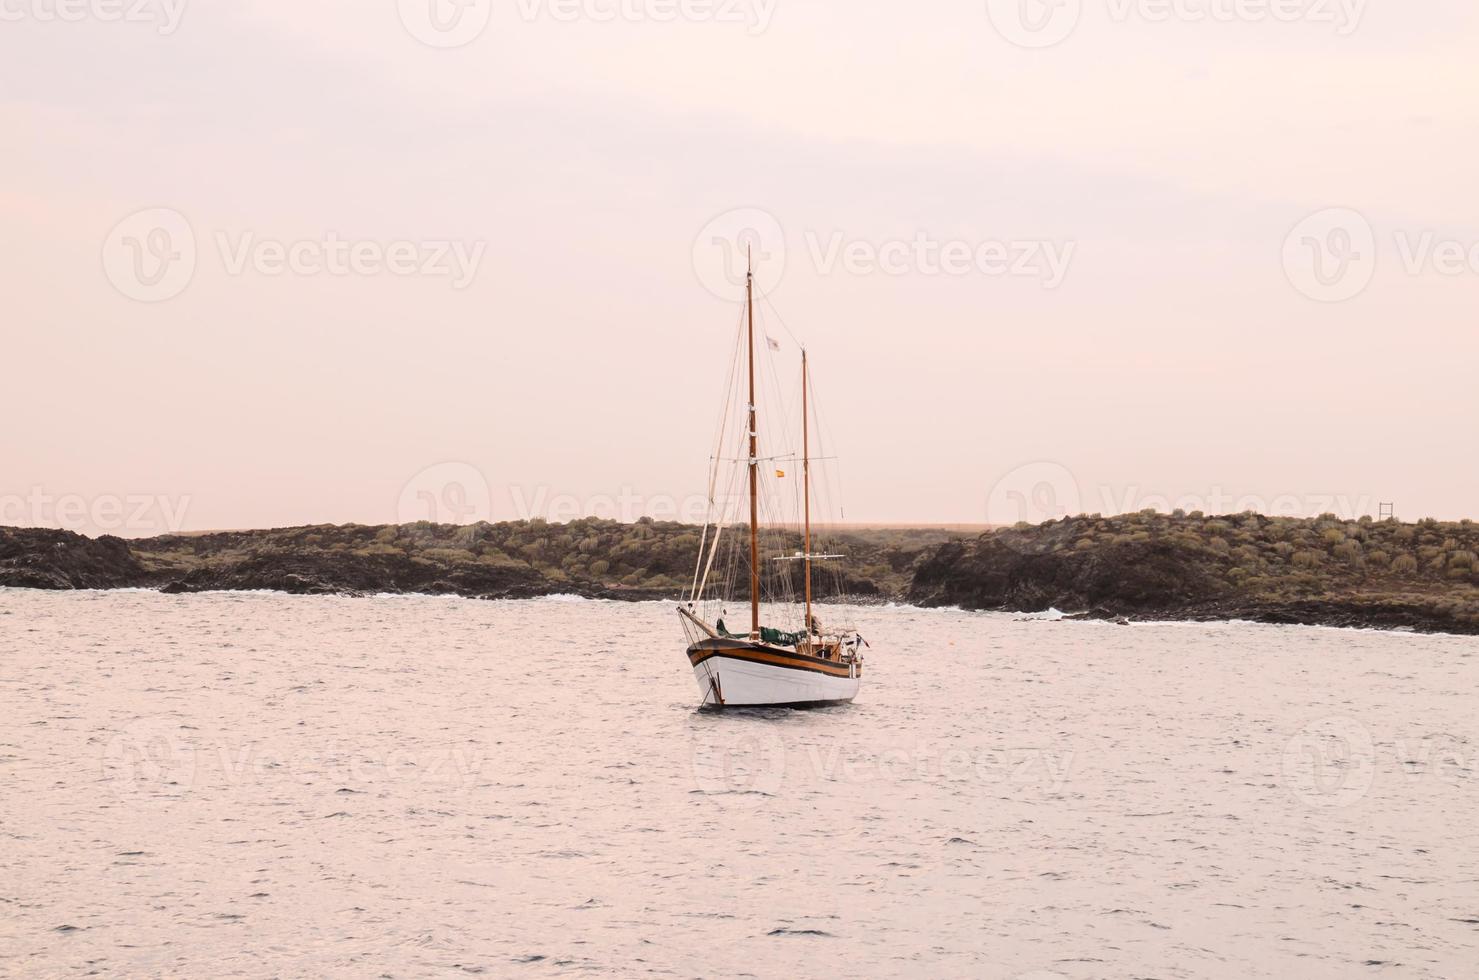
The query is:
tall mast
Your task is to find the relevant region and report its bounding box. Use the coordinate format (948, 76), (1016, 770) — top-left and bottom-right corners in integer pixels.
(746, 248), (760, 638)
(802, 349), (813, 636)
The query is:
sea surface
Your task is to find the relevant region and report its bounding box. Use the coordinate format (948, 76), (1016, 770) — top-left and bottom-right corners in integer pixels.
(2, 589), (1477, 979)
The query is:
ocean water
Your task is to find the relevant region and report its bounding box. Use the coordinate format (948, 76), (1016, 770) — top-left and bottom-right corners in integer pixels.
(2, 589), (1477, 979)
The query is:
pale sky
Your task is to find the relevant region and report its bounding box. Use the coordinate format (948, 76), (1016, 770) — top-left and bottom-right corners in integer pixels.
(2, 1), (1476, 536)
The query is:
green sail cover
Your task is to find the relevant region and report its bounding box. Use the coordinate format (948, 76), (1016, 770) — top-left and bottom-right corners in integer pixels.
(761, 626), (807, 647)
(715, 619), (806, 648)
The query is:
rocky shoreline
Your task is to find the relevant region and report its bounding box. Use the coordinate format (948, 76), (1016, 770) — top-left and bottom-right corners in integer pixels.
(1057, 599), (1475, 635)
(0, 521), (942, 604)
(905, 514), (1479, 636)
(0, 526), (660, 602)
(4, 513), (1478, 636)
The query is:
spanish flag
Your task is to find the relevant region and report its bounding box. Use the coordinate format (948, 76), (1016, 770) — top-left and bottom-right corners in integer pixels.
(775, 469), (786, 478)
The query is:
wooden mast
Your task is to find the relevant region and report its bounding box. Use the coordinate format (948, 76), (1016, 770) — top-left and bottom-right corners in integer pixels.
(802, 349), (812, 637)
(746, 248), (760, 638)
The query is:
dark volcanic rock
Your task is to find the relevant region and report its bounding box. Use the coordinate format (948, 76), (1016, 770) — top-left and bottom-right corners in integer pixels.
(158, 549), (551, 599)
(906, 515), (1479, 636)
(0, 528), (148, 590)
(5, 514), (1478, 636)
(2, 520), (914, 603)
(909, 533), (1229, 614)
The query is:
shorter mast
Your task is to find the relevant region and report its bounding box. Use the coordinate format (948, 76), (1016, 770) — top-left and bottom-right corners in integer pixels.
(802, 350), (813, 636)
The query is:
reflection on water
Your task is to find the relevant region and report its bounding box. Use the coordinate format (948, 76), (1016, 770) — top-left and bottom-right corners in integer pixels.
(2, 589), (1476, 978)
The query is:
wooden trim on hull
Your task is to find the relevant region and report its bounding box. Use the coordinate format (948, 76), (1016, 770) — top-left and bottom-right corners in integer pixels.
(687, 639), (862, 680)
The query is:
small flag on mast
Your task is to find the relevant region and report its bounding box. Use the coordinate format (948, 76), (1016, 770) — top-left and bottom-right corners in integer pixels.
(775, 469), (786, 478)
(766, 336), (781, 351)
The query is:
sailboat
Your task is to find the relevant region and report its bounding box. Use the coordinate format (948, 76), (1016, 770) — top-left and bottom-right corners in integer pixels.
(677, 253), (867, 709)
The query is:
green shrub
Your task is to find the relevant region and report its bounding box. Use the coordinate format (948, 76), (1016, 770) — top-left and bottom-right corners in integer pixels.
(423, 547), (476, 563)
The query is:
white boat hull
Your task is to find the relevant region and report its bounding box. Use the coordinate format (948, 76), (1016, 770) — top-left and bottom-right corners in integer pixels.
(687, 639), (861, 708)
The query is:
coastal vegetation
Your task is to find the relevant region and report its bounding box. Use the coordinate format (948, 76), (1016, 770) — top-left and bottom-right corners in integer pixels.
(0, 519), (960, 601)
(910, 511), (1479, 633)
(3, 512), (1477, 634)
